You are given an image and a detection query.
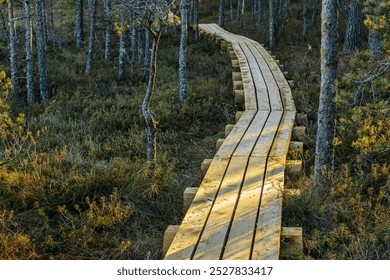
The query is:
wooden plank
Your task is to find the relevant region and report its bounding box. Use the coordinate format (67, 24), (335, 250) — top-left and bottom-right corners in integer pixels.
(216, 110), (256, 159)
(251, 161), (284, 260)
(280, 227), (304, 260)
(163, 225), (179, 257)
(269, 111), (295, 160)
(223, 157), (267, 260)
(248, 43), (283, 111)
(233, 111), (269, 157)
(183, 187), (198, 214)
(238, 42), (270, 111)
(251, 111), (283, 157)
(193, 157), (249, 260)
(164, 158), (230, 260)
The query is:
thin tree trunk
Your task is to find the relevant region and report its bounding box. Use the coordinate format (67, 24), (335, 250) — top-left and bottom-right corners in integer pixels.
(104, 0), (112, 60)
(49, 0), (55, 48)
(229, 0), (233, 21)
(312, 0), (318, 26)
(258, 0), (264, 25)
(8, 0), (18, 94)
(85, 0), (97, 74)
(368, 16), (382, 62)
(179, 0), (188, 103)
(301, 0), (307, 41)
(237, 0), (243, 26)
(35, 0), (48, 101)
(130, 17), (137, 79)
(219, 0), (225, 27)
(76, 0), (84, 48)
(24, 0), (34, 105)
(194, 0), (199, 41)
(43, 0), (48, 48)
(58, 2), (63, 50)
(313, 0), (339, 194)
(118, 5), (126, 80)
(343, 0), (364, 52)
(269, 0), (277, 49)
(143, 27), (150, 82)
(143, 30), (161, 172)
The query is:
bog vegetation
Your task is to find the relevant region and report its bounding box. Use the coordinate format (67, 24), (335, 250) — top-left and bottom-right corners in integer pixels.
(0, 0), (389, 259)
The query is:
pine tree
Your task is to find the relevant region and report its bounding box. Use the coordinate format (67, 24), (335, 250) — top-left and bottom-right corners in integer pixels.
(343, 0), (364, 52)
(313, 0), (339, 194)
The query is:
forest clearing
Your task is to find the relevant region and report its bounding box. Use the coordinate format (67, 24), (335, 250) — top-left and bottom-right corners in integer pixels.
(0, 0), (389, 260)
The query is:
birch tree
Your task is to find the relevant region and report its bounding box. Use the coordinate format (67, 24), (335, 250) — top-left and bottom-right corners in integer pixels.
(8, 0), (18, 94)
(24, 0), (34, 105)
(85, 0), (97, 74)
(35, 0), (48, 101)
(179, 0), (187, 103)
(313, 0), (339, 194)
(120, 0), (177, 171)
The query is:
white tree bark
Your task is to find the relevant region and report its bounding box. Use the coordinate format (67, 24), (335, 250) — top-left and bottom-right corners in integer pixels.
(24, 0), (35, 105)
(179, 0), (188, 103)
(35, 0), (48, 101)
(8, 0), (18, 94)
(368, 16), (382, 62)
(314, 0), (338, 193)
(85, 0), (97, 74)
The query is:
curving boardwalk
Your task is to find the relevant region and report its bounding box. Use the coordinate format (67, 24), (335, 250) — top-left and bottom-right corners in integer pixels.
(165, 24), (297, 260)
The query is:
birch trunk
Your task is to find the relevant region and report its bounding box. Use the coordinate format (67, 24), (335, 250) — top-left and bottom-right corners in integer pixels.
(130, 12), (137, 79)
(179, 0), (188, 103)
(85, 0), (97, 74)
(35, 0), (48, 101)
(76, 0), (84, 48)
(118, 22), (126, 80)
(24, 0), (34, 105)
(8, 0), (18, 94)
(143, 27), (150, 82)
(314, 0), (338, 194)
(142, 31), (161, 171)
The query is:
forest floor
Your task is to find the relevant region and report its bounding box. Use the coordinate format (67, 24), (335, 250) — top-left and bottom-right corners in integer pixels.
(0, 2), (389, 260)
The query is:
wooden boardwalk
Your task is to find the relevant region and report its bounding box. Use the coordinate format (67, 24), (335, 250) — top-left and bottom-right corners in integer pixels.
(164, 24), (301, 260)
